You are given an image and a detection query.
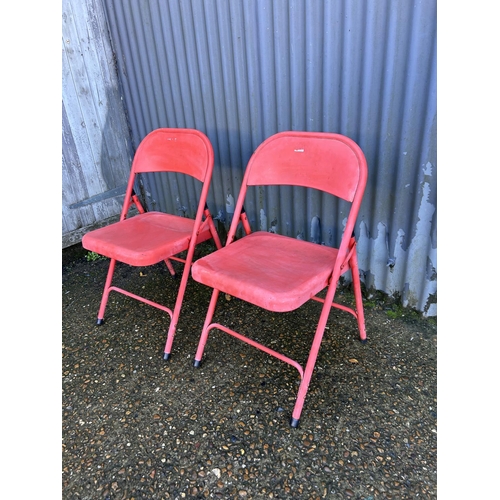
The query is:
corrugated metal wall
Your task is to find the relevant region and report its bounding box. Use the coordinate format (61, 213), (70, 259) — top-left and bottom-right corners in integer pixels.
(100, 0), (437, 316)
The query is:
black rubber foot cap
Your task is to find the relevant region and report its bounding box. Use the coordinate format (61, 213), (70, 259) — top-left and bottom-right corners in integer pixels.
(360, 338), (368, 344)
(290, 418), (300, 428)
(163, 353), (170, 361)
(96, 318), (104, 326)
(193, 359), (201, 368)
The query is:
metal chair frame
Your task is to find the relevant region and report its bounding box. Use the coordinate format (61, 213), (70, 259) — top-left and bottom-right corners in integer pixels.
(82, 128), (222, 359)
(190, 131), (368, 427)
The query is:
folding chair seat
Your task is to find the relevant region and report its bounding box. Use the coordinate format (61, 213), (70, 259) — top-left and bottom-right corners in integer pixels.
(82, 128), (222, 360)
(190, 131), (368, 427)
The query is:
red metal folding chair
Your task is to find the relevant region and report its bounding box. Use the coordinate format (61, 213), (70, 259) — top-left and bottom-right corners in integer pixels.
(82, 128), (222, 360)
(191, 131), (368, 427)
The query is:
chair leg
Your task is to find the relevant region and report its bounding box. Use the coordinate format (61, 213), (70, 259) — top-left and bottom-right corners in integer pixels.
(162, 260), (192, 360)
(163, 223), (221, 359)
(96, 258), (117, 325)
(290, 278), (340, 427)
(349, 251), (367, 342)
(290, 317), (331, 427)
(193, 289), (220, 367)
(164, 258), (176, 277)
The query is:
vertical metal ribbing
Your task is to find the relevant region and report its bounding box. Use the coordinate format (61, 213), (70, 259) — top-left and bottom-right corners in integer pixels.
(101, 0), (437, 314)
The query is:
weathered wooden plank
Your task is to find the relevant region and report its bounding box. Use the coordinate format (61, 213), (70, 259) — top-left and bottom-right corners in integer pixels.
(62, 0), (133, 247)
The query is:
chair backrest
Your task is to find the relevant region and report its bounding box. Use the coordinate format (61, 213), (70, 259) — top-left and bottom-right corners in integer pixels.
(131, 128), (214, 182)
(245, 131), (366, 202)
(120, 128), (214, 220)
(228, 131), (367, 265)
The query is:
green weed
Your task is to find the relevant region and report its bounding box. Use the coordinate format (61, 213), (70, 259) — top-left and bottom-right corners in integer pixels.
(85, 251), (107, 262)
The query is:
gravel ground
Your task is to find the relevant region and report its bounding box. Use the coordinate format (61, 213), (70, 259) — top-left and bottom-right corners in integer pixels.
(62, 243), (437, 499)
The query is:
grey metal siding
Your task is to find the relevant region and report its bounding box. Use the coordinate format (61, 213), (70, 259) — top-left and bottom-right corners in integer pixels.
(97, 0), (436, 315)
